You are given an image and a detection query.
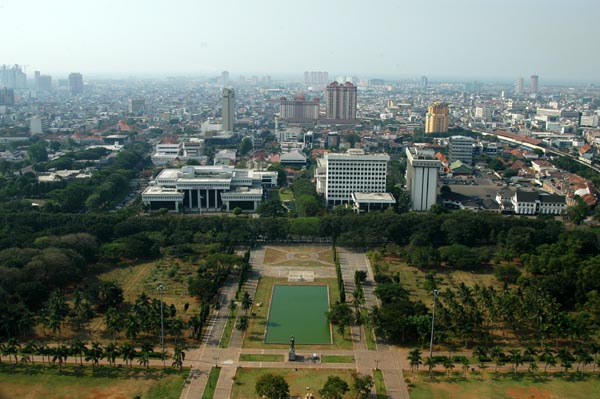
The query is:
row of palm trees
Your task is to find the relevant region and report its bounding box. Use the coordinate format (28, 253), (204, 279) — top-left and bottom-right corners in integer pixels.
(408, 344), (600, 378)
(0, 338), (186, 371)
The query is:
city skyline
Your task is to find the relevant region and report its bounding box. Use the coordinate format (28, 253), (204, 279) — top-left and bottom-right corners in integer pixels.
(1, 0), (599, 82)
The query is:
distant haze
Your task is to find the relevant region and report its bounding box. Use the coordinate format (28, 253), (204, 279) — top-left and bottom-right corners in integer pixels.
(1, 0), (599, 82)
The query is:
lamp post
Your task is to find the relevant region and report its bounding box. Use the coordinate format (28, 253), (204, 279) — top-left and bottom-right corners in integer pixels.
(428, 289), (439, 378)
(157, 283), (165, 368)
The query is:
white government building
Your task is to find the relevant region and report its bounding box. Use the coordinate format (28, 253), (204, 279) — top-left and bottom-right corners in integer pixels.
(315, 149), (392, 209)
(406, 147), (441, 211)
(142, 165), (277, 213)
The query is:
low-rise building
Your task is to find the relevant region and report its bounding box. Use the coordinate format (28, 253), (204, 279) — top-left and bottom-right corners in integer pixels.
(511, 190), (566, 215)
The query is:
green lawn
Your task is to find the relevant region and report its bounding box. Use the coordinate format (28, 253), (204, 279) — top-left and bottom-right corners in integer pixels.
(219, 307), (238, 348)
(201, 367), (221, 399)
(265, 285), (331, 344)
(239, 354), (284, 362)
(231, 367), (355, 399)
(243, 277), (352, 349)
(321, 355), (355, 363)
(0, 364), (186, 399)
(373, 369), (388, 399)
(279, 188), (295, 202)
(361, 309), (378, 350)
(409, 372), (600, 399)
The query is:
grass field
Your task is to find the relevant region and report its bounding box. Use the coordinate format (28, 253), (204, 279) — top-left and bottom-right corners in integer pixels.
(408, 372), (600, 399)
(265, 285), (331, 344)
(239, 354), (284, 362)
(0, 364), (186, 399)
(321, 355), (355, 363)
(243, 277), (352, 349)
(373, 369), (388, 399)
(230, 368), (355, 399)
(201, 367), (221, 399)
(263, 246), (334, 268)
(377, 255), (503, 306)
(279, 188), (295, 202)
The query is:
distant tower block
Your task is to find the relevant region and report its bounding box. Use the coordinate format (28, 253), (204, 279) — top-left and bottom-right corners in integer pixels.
(425, 102), (449, 133)
(69, 72), (83, 95)
(421, 76), (428, 90)
(515, 77), (524, 95)
(530, 75), (539, 96)
(222, 87), (235, 132)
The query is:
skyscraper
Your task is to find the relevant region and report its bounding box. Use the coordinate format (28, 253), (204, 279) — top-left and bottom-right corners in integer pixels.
(449, 135), (474, 164)
(421, 76), (428, 90)
(325, 81), (357, 122)
(304, 71), (328, 84)
(515, 77), (524, 95)
(221, 71), (229, 85)
(128, 98), (146, 116)
(425, 102), (449, 133)
(279, 95), (320, 123)
(530, 75), (539, 96)
(405, 147), (441, 211)
(69, 73), (83, 95)
(222, 87), (235, 132)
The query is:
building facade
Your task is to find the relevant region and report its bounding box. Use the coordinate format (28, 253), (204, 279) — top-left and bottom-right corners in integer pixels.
(69, 73), (83, 95)
(222, 87), (235, 132)
(279, 95), (320, 123)
(304, 71), (328, 85)
(406, 147), (441, 211)
(325, 81), (357, 122)
(530, 75), (539, 96)
(142, 165), (277, 213)
(449, 135), (474, 164)
(425, 102), (449, 133)
(515, 77), (524, 95)
(315, 149), (389, 207)
(511, 191), (566, 215)
(128, 98), (146, 115)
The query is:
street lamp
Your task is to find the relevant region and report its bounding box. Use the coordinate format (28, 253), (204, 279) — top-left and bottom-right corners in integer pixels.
(428, 289), (439, 378)
(157, 283), (165, 368)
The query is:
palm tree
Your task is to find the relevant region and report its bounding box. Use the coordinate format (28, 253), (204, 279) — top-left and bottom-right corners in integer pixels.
(172, 345), (185, 371)
(558, 348), (574, 373)
(237, 315), (249, 332)
(70, 339), (87, 366)
(524, 346), (538, 373)
(589, 343), (600, 374)
(104, 342), (119, 367)
(241, 291), (253, 315)
(140, 342), (153, 369)
(51, 345), (69, 371)
(574, 346), (593, 373)
(125, 314), (140, 340)
(0, 342), (4, 364)
(104, 307), (123, 342)
(459, 356), (470, 379)
(86, 342), (103, 367)
(21, 342), (37, 365)
(509, 349), (523, 374)
(539, 346), (556, 374)
(443, 356), (455, 379)
(120, 343), (136, 368)
(170, 317), (185, 344)
(4, 338), (19, 365)
(491, 346), (505, 374)
(472, 346), (489, 379)
(424, 356), (437, 378)
(408, 348), (422, 377)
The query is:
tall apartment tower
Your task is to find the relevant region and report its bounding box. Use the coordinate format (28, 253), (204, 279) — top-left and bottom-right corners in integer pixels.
(515, 77), (524, 95)
(69, 73), (83, 95)
(421, 76), (428, 90)
(222, 87), (235, 132)
(325, 81), (357, 122)
(449, 135), (475, 164)
(128, 98), (146, 116)
(221, 71), (229, 85)
(315, 149), (389, 207)
(530, 75), (539, 96)
(279, 95), (320, 123)
(425, 102), (449, 133)
(406, 147), (441, 211)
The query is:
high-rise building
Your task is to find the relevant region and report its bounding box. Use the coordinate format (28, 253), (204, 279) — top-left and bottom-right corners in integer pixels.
(405, 147), (441, 211)
(314, 149), (389, 207)
(128, 98), (146, 116)
(37, 75), (52, 91)
(0, 88), (15, 105)
(221, 71), (229, 85)
(279, 95), (320, 123)
(515, 77), (524, 95)
(30, 116), (48, 135)
(449, 135), (474, 164)
(69, 73), (83, 95)
(222, 87), (235, 132)
(304, 71), (328, 85)
(421, 76), (428, 90)
(0, 65), (27, 89)
(425, 102), (449, 133)
(325, 81), (357, 122)
(530, 75), (539, 96)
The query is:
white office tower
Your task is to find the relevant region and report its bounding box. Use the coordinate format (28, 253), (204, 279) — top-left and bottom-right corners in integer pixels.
(222, 87), (235, 132)
(449, 135), (474, 164)
(406, 147), (441, 211)
(315, 149), (389, 207)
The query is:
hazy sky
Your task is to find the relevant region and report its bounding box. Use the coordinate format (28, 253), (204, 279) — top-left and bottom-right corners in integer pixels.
(1, 0), (599, 82)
